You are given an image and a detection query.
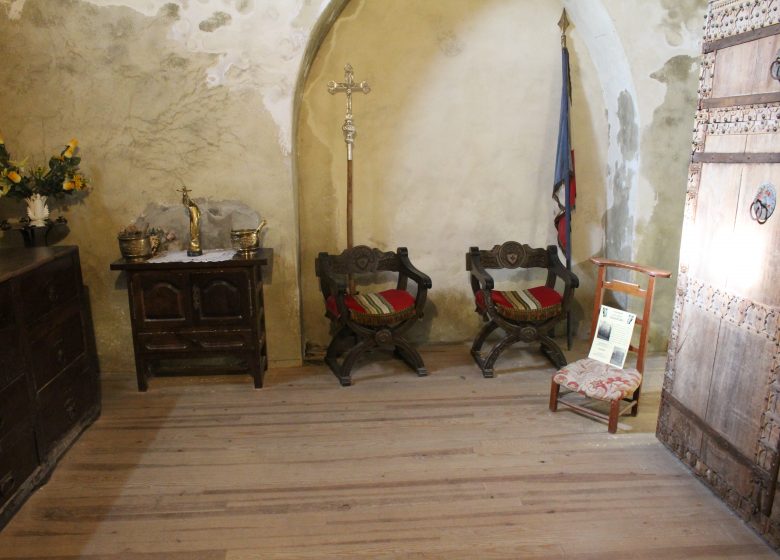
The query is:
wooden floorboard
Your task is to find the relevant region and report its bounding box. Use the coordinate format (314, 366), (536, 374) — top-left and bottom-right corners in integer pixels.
(0, 343), (776, 559)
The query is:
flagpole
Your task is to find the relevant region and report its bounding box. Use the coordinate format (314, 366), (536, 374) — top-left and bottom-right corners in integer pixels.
(559, 9), (574, 351)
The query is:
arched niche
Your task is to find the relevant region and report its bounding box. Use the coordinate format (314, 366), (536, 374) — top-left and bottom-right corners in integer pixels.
(292, 0), (643, 355)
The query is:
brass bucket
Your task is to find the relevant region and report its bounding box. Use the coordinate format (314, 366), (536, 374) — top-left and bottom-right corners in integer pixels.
(118, 233), (153, 261)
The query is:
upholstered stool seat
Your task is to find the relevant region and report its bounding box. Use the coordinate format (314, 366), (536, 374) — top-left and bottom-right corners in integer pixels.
(475, 286), (562, 322)
(326, 289), (416, 326)
(553, 358), (642, 401)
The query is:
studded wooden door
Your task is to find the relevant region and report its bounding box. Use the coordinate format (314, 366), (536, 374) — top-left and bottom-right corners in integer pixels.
(657, 0), (780, 547)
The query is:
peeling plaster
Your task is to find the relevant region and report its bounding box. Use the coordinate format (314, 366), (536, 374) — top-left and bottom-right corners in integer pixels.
(563, 0), (640, 264)
(0, 0), (335, 155)
(660, 0), (704, 46)
(637, 54), (698, 344)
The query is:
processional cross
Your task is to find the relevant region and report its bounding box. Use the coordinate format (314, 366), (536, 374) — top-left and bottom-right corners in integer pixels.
(328, 64), (371, 259)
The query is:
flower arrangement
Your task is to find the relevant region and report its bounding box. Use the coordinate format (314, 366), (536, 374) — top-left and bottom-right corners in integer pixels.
(0, 134), (87, 199)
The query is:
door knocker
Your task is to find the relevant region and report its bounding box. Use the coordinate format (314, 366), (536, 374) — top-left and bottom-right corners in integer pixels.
(771, 50), (780, 82)
(750, 182), (776, 224)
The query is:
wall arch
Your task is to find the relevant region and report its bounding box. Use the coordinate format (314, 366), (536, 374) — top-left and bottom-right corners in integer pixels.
(292, 0), (647, 354)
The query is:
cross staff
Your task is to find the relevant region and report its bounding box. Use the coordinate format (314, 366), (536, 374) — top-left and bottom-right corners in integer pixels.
(328, 63), (371, 161)
(328, 64), (371, 294)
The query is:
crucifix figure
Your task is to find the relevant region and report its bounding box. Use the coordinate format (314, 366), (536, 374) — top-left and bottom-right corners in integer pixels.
(328, 64), (370, 293)
(178, 185), (202, 257)
(328, 63), (371, 162)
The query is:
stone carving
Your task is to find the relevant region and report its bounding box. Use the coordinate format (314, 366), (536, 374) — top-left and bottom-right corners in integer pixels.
(705, 0), (780, 42)
(663, 267), (688, 391)
(698, 52), (715, 100)
(685, 163), (703, 222)
(698, 104), (780, 139)
(682, 276), (780, 342)
(692, 111), (708, 152)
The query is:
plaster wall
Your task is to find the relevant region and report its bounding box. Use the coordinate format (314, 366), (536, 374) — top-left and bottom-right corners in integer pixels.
(601, 0), (706, 345)
(297, 0), (705, 352)
(298, 0), (607, 351)
(0, 0), (333, 370)
(0, 0), (705, 374)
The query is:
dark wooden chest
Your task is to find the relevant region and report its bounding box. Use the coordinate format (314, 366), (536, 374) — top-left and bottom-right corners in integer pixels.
(0, 246), (100, 529)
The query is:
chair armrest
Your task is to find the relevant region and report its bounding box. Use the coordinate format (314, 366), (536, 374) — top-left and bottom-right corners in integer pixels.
(466, 247), (494, 291)
(545, 246), (579, 310)
(590, 257), (671, 278)
(397, 247), (432, 289)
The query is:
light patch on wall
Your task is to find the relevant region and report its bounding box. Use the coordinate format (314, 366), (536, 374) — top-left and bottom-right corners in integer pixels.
(59, 0), (334, 155)
(0, 0), (25, 19)
(659, 0), (705, 47)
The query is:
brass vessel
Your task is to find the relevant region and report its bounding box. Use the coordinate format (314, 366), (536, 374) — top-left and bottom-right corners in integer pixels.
(230, 220), (266, 254)
(118, 232), (153, 261)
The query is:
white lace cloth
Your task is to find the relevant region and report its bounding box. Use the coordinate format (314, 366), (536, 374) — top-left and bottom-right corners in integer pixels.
(147, 249), (236, 263)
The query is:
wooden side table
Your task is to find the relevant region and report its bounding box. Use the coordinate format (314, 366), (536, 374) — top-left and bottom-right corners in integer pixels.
(111, 249), (271, 391)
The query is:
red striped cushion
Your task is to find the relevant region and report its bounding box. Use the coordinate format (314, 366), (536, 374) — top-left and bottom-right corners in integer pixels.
(326, 289), (416, 326)
(475, 286), (562, 321)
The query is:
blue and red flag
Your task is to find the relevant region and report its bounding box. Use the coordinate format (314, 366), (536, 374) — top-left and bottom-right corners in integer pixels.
(552, 44), (576, 268)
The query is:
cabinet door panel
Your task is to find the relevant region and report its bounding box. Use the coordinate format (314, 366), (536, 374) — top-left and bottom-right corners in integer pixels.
(0, 375), (33, 442)
(0, 326), (25, 389)
(191, 271), (251, 324)
(19, 254), (79, 324)
(36, 362), (95, 452)
(0, 425), (39, 511)
(132, 272), (191, 327)
(29, 305), (86, 391)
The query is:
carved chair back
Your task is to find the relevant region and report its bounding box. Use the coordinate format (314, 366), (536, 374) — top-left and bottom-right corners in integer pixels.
(316, 245), (408, 300)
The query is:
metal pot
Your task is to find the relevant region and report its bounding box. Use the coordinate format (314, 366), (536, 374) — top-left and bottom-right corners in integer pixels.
(118, 233), (153, 261)
(230, 220), (266, 254)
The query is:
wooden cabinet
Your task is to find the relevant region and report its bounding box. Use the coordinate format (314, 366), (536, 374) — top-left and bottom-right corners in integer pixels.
(111, 250), (271, 391)
(0, 246), (100, 530)
(658, 1), (780, 548)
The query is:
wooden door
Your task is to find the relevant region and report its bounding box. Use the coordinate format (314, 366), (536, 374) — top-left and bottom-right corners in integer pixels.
(658, 0), (780, 547)
(190, 270), (251, 325)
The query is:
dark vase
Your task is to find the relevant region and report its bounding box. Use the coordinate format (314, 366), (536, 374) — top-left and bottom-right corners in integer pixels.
(19, 225), (53, 247)
(15, 220), (68, 247)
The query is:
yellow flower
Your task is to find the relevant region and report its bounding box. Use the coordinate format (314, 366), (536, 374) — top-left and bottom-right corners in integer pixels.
(0, 131), (4, 145)
(0, 183), (10, 196)
(63, 138), (78, 158)
(63, 179), (76, 191)
(7, 170), (21, 183)
(73, 174), (85, 190)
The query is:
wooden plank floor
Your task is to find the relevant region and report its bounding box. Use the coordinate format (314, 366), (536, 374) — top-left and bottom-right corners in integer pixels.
(1, 343), (777, 559)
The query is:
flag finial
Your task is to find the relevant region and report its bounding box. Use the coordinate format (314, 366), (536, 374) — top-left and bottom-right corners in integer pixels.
(558, 9), (569, 47)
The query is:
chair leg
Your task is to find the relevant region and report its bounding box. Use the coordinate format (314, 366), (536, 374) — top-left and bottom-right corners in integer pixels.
(393, 339), (428, 376)
(471, 320), (499, 377)
(608, 399), (620, 433)
(549, 378), (560, 412)
(333, 340), (374, 386)
(471, 319), (498, 355)
(631, 387), (641, 417)
(539, 334), (567, 368)
(326, 325), (356, 361)
(481, 333), (521, 378)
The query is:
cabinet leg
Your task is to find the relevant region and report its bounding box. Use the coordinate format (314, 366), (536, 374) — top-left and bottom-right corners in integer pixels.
(250, 355), (264, 389)
(135, 359), (149, 392)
